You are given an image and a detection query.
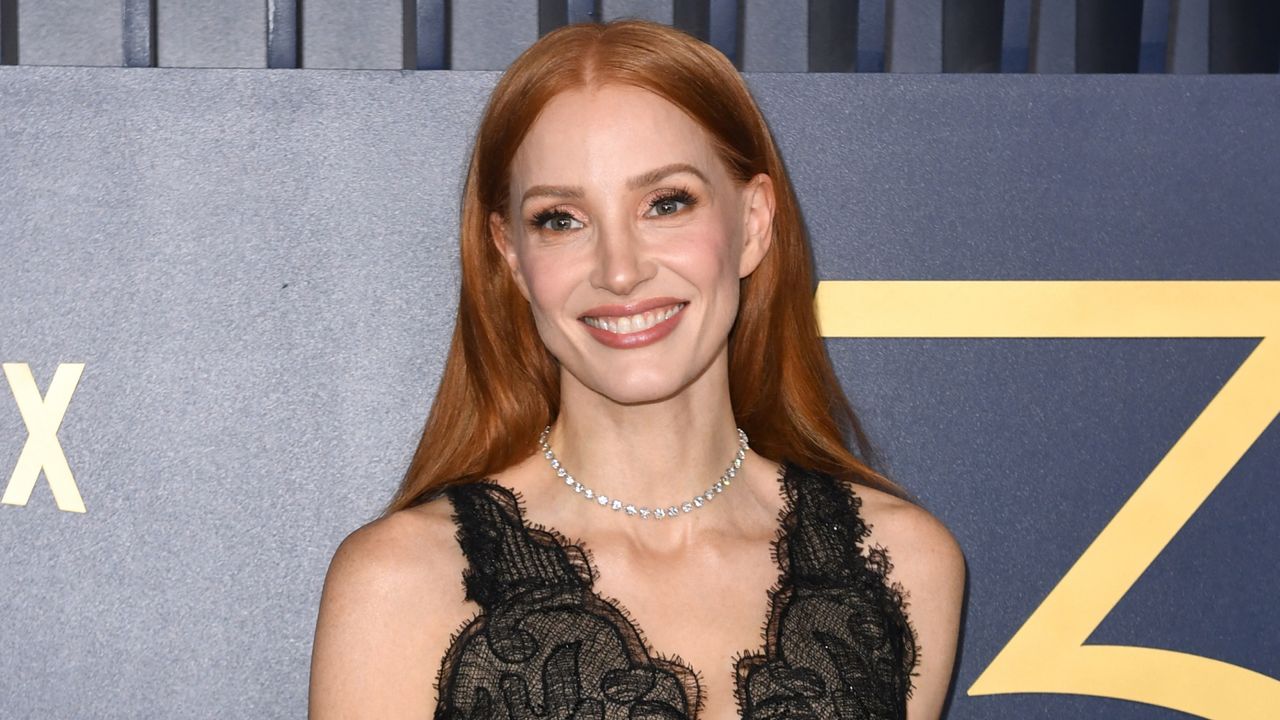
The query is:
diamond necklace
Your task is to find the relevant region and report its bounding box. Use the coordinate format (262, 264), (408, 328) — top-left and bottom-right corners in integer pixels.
(538, 425), (749, 520)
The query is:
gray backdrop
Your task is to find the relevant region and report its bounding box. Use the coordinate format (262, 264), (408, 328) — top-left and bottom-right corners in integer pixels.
(1, 66), (1277, 718)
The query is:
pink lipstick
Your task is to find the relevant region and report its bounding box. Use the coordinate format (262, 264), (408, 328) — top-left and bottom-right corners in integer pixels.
(579, 299), (687, 349)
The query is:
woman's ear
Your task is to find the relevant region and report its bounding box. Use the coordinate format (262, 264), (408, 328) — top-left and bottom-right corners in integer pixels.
(490, 210), (531, 301)
(738, 173), (776, 279)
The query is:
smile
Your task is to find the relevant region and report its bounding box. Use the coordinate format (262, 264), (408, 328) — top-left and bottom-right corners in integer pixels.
(582, 302), (686, 334)
(579, 302), (688, 350)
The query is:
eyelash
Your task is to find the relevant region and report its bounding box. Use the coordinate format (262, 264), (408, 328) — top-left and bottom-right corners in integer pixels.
(527, 186), (699, 232)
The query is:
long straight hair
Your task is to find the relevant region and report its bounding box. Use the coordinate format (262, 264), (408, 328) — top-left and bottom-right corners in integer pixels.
(386, 19), (908, 513)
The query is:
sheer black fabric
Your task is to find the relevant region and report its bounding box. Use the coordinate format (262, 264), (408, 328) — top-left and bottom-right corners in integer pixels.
(425, 461), (919, 719)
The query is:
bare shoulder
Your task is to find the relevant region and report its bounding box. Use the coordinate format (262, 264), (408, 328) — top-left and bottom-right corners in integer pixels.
(853, 484), (965, 582)
(852, 483), (967, 720)
(309, 494), (474, 719)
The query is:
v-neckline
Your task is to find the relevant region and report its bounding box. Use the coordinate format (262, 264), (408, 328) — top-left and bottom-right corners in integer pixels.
(470, 459), (801, 717)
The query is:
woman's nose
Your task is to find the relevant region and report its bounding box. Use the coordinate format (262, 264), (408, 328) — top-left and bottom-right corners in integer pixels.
(590, 221), (654, 296)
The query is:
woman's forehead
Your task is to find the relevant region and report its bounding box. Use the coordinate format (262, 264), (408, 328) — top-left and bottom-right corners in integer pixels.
(509, 84), (723, 188)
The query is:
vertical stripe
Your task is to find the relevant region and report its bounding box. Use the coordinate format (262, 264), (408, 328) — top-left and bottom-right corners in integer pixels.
(740, 0), (806, 71)
(451, 0), (538, 70)
(1209, 0), (1280, 73)
(1002, 0), (1033, 72)
(857, 0), (886, 72)
(706, 0), (737, 65)
(568, 0), (597, 24)
(1138, 0), (1169, 72)
(1166, 0), (1208, 73)
(157, 0), (265, 68)
(809, 0), (859, 73)
(0, 0), (17, 65)
(1029, 0), (1075, 73)
(267, 0), (301, 68)
(123, 0), (157, 68)
(885, 0), (942, 72)
(1076, 0), (1143, 73)
(943, 0), (1003, 72)
(601, 0), (672, 24)
(416, 0), (448, 69)
(304, 0), (401, 69)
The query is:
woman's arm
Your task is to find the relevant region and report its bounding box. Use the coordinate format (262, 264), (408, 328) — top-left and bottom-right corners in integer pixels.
(309, 506), (469, 719)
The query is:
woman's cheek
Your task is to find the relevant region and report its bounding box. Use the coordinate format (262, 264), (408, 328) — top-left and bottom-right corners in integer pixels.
(677, 224), (737, 281)
(521, 255), (562, 303)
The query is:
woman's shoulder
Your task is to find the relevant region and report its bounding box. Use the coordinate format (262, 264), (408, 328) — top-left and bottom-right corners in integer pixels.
(309, 492), (472, 718)
(846, 478), (967, 718)
(329, 494), (467, 590)
(850, 481), (965, 575)
(787, 462), (965, 576)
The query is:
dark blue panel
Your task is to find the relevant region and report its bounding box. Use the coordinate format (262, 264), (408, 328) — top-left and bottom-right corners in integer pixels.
(829, 337), (1258, 720)
(748, 74), (1280, 279)
(1091, 412), (1280, 682)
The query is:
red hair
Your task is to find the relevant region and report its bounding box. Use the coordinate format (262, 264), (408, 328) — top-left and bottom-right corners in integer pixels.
(386, 19), (908, 513)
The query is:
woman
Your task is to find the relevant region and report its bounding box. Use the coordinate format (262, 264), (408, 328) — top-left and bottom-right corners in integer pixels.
(310, 18), (964, 720)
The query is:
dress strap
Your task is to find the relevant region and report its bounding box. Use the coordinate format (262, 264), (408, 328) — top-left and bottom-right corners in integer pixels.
(780, 464), (882, 588)
(442, 480), (590, 611)
(734, 464), (920, 718)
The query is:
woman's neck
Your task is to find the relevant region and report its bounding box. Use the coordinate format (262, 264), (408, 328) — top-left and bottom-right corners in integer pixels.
(546, 368), (743, 513)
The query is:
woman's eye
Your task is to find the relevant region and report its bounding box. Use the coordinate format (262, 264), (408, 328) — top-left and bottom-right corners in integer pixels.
(653, 199), (683, 215)
(530, 211), (583, 232)
(646, 190), (697, 218)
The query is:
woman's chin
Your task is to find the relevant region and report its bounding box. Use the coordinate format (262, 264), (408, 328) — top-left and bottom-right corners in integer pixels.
(557, 345), (728, 407)
(598, 384), (684, 406)
(573, 373), (698, 406)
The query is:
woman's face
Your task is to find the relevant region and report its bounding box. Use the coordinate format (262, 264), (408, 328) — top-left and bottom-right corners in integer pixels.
(491, 83), (774, 405)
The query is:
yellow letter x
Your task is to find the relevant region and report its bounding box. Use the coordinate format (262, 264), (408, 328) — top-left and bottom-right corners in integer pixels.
(2, 362), (86, 513)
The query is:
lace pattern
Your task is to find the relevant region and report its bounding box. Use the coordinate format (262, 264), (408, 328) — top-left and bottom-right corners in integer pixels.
(427, 462), (919, 719)
(735, 464), (921, 719)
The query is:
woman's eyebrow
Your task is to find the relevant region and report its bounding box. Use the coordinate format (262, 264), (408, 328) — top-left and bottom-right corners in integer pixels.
(625, 162), (709, 191)
(520, 162), (709, 204)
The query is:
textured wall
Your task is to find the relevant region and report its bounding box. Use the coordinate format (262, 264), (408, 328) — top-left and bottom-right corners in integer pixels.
(1, 66), (1277, 718)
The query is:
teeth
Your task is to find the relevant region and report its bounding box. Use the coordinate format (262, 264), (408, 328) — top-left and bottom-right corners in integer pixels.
(584, 303), (685, 334)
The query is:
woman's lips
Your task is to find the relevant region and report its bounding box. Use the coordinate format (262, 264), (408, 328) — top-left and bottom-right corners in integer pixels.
(580, 302), (687, 349)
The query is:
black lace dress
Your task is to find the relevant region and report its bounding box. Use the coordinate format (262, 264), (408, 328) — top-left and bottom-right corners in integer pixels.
(420, 461), (920, 719)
